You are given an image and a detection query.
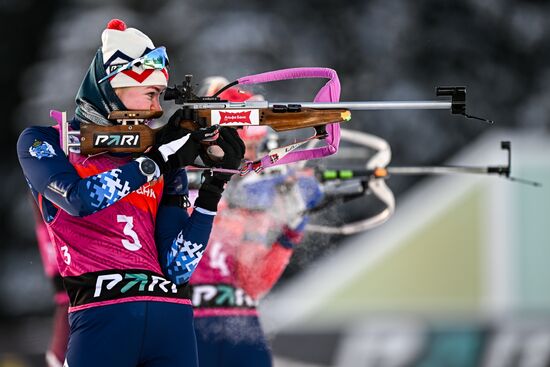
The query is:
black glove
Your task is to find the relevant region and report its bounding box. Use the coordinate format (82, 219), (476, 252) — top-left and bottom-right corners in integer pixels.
(199, 127), (245, 181)
(193, 171), (226, 212)
(160, 168), (191, 208)
(144, 109), (218, 174)
(194, 128), (245, 212)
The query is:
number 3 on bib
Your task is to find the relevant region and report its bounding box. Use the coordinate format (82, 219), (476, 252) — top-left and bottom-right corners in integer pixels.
(117, 215), (142, 251)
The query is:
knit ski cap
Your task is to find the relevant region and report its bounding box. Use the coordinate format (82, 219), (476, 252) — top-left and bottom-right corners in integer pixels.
(101, 19), (168, 88)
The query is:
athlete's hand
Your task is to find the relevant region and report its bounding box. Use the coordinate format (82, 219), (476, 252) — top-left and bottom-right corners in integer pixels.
(145, 110), (218, 174)
(199, 127), (245, 182)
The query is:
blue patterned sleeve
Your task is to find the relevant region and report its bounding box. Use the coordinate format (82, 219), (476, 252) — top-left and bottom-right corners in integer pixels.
(155, 205), (214, 285)
(17, 126), (147, 217)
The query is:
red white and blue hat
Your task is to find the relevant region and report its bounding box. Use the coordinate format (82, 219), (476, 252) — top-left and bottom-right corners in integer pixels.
(101, 19), (168, 88)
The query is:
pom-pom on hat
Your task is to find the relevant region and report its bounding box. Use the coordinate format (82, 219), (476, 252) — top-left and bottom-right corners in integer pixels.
(101, 19), (168, 88)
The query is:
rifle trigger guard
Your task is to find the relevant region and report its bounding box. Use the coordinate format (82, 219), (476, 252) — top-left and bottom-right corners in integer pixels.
(314, 125), (329, 139)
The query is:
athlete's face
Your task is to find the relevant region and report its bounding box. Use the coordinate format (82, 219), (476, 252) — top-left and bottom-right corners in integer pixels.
(114, 85), (165, 111)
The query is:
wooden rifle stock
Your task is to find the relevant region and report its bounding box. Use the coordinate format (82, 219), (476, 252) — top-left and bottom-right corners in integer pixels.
(108, 110), (163, 121)
(79, 124), (156, 155)
(258, 108), (350, 132)
(183, 108), (350, 132)
(79, 110), (161, 155)
(78, 108), (351, 155)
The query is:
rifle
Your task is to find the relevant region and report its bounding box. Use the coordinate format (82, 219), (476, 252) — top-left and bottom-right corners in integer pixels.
(306, 130), (541, 235)
(56, 68), (490, 174)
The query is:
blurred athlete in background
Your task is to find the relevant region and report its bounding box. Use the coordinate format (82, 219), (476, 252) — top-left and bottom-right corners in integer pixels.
(184, 78), (323, 367)
(31, 200), (68, 367)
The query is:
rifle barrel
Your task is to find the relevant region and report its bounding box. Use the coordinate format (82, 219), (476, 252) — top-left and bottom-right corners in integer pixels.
(271, 101), (453, 110)
(387, 166), (491, 175)
(181, 100), (453, 111)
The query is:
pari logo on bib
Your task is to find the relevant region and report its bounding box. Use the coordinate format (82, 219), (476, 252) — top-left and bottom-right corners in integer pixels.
(99, 19), (169, 88)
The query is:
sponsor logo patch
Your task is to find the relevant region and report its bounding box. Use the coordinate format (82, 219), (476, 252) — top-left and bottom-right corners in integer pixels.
(94, 272), (178, 298)
(29, 140), (56, 159)
(62, 269), (191, 307)
(93, 133), (140, 148)
(191, 284), (258, 308)
(211, 109), (260, 126)
(135, 183), (156, 199)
